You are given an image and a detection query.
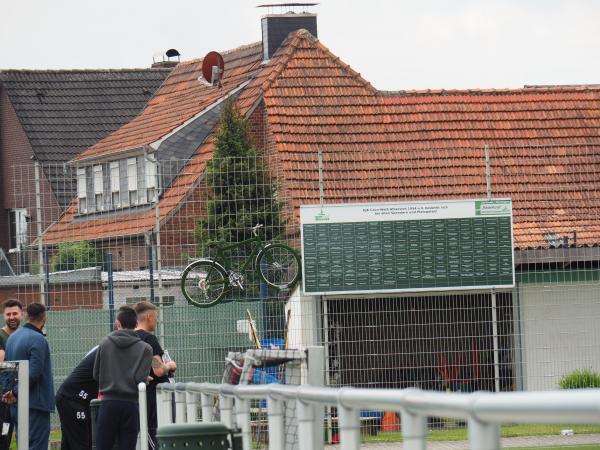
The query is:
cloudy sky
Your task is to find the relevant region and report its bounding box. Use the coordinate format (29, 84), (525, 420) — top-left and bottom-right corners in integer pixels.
(1, 0), (599, 90)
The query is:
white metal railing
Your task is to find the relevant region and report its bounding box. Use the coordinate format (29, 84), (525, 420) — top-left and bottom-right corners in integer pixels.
(156, 382), (600, 450)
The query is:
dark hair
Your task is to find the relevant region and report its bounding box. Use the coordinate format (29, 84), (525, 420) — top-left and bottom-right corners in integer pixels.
(2, 299), (23, 312)
(134, 301), (156, 317)
(26, 303), (46, 321)
(116, 305), (137, 330)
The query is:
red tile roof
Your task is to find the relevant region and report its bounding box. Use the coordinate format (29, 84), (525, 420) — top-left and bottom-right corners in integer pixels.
(74, 43), (262, 161)
(45, 30), (600, 249)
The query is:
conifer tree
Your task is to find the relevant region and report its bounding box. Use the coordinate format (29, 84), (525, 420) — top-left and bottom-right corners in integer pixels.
(196, 99), (284, 258)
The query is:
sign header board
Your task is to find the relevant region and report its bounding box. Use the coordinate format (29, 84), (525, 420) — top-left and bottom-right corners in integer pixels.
(300, 199), (514, 296)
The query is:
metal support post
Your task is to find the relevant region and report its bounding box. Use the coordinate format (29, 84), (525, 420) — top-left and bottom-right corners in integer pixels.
(491, 290), (501, 392)
(267, 396), (285, 450)
(338, 405), (360, 450)
(186, 391), (199, 422)
(468, 417), (500, 450)
(201, 392), (213, 423)
(220, 395), (234, 428)
(147, 233), (155, 303)
(107, 253), (115, 330)
(236, 398), (251, 450)
(156, 388), (166, 428)
(17, 360), (29, 450)
(162, 387), (173, 425)
(401, 410), (426, 450)
(34, 161), (45, 305)
(174, 386), (187, 424)
(307, 346), (325, 449)
(138, 383), (149, 450)
(297, 399), (315, 450)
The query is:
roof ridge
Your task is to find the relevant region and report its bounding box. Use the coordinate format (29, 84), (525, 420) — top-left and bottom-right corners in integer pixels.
(181, 41), (262, 65)
(381, 85), (600, 97)
(0, 68), (171, 74)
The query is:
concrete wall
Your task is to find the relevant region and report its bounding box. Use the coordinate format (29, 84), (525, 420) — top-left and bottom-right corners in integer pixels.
(519, 281), (600, 390)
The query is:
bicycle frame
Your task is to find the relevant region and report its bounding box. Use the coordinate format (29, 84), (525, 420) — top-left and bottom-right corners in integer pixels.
(212, 235), (266, 275)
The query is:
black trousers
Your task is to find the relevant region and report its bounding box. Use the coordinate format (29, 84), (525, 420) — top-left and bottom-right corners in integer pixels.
(56, 393), (92, 450)
(0, 402), (12, 450)
(96, 400), (139, 450)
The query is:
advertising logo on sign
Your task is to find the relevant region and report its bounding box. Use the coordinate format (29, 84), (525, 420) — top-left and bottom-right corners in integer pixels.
(314, 209), (330, 221)
(476, 200), (512, 216)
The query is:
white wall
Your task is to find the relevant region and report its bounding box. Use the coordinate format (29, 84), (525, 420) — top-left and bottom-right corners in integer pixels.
(519, 281), (600, 390)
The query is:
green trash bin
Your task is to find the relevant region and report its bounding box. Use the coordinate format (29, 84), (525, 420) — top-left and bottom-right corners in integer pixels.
(157, 423), (242, 449)
(90, 399), (101, 450)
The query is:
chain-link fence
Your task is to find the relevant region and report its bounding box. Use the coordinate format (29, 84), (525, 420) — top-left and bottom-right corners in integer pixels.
(2, 144), (600, 447)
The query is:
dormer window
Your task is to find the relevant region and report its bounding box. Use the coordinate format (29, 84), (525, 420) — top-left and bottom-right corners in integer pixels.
(110, 161), (120, 207)
(93, 165), (104, 211)
(77, 168), (87, 213)
(75, 155), (159, 216)
(127, 157), (138, 205)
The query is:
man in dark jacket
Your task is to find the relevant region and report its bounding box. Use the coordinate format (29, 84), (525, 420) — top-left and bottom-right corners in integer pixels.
(93, 305), (152, 450)
(3, 303), (54, 450)
(56, 346), (98, 450)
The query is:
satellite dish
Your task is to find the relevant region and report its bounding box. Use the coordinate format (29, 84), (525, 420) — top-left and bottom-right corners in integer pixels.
(202, 51), (225, 86)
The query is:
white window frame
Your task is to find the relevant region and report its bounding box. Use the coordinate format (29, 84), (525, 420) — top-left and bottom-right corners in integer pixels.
(77, 168), (87, 213)
(93, 165), (103, 211)
(110, 161), (120, 207)
(127, 157), (138, 205)
(146, 158), (157, 203)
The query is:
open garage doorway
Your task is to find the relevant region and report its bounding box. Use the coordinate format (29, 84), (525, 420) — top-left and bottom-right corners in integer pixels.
(324, 292), (516, 393)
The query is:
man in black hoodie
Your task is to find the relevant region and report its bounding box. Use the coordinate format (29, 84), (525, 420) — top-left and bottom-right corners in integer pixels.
(93, 306), (152, 450)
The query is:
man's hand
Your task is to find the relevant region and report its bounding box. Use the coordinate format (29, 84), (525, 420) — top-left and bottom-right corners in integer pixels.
(166, 361), (177, 373)
(1, 391), (16, 405)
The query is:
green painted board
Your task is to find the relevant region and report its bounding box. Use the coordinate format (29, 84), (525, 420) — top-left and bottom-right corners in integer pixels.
(300, 199), (514, 295)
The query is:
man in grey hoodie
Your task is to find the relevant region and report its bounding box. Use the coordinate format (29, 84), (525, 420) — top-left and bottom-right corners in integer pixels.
(93, 305), (152, 450)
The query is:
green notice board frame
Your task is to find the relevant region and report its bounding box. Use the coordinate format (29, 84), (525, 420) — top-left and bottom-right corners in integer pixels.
(300, 199), (515, 295)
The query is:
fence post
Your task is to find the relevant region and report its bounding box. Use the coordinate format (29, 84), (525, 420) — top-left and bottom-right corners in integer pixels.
(338, 405), (360, 450)
(469, 417), (500, 450)
(162, 386), (174, 425)
(138, 383), (149, 450)
(201, 392), (213, 423)
(267, 395), (285, 450)
(17, 360), (29, 450)
(220, 394), (234, 429)
(186, 391), (199, 422)
(174, 384), (187, 424)
(307, 346), (325, 449)
(401, 410), (426, 450)
(297, 398), (315, 450)
(235, 398), (252, 450)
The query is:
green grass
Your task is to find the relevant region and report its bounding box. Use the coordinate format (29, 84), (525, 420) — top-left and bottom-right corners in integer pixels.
(509, 446), (600, 450)
(363, 424), (600, 443)
(8, 430), (61, 449)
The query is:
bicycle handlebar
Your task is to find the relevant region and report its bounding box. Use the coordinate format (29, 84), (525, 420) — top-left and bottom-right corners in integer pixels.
(251, 224), (264, 236)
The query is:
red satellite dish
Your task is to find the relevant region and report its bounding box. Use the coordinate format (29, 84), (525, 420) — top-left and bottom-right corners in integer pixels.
(202, 51), (225, 85)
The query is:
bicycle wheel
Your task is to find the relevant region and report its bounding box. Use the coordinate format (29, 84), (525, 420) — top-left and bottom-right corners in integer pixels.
(181, 260), (228, 308)
(256, 243), (301, 290)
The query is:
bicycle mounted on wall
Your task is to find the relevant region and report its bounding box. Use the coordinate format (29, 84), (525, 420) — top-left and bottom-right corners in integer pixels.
(181, 224), (301, 308)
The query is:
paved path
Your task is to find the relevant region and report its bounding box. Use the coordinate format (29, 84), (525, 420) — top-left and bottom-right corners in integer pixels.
(324, 433), (600, 449)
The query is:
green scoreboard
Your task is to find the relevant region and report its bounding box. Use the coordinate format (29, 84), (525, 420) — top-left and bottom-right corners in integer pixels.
(300, 199), (514, 295)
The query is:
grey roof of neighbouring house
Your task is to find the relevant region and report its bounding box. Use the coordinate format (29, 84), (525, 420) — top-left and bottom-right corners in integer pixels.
(0, 68), (172, 209)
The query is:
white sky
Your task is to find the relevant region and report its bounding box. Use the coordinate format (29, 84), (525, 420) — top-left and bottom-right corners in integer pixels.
(1, 0), (599, 90)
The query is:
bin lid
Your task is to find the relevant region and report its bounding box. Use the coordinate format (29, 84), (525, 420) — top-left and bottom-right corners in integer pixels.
(157, 423), (230, 438)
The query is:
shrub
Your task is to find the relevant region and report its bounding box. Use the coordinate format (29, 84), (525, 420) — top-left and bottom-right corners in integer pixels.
(51, 241), (103, 272)
(559, 369), (600, 389)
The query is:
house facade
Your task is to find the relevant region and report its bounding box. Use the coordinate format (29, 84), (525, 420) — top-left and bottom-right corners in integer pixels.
(0, 68), (171, 274)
